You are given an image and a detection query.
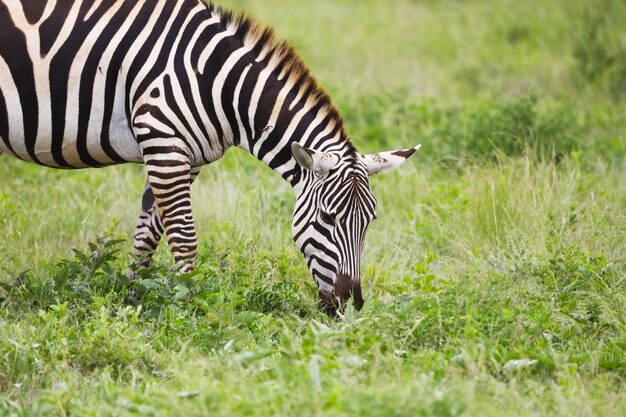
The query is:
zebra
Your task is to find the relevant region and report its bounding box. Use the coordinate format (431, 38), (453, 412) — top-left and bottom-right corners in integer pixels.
(0, 0), (420, 313)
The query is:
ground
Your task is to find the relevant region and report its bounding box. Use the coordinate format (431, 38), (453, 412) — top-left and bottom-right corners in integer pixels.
(1, 0), (625, 416)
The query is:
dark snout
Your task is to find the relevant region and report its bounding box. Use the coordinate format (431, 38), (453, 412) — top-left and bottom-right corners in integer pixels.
(318, 273), (364, 315)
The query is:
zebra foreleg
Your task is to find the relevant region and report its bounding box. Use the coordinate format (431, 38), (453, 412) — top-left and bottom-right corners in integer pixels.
(129, 166), (201, 276)
(147, 154), (198, 273)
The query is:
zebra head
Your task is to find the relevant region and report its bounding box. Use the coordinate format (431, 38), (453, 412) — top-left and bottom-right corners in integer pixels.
(290, 142), (420, 314)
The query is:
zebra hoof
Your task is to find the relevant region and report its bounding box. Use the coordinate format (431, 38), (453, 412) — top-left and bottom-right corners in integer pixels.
(126, 268), (138, 280)
(177, 262), (195, 274)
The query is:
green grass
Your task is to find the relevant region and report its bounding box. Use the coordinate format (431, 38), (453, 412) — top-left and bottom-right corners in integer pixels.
(1, 0), (626, 415)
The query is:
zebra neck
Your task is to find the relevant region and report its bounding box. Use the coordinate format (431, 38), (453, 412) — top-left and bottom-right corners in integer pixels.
(196, 7), (354, 186)
(237, 111), (350, 189)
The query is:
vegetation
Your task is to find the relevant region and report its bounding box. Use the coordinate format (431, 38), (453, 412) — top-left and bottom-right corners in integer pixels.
(1, 0), (625, 415)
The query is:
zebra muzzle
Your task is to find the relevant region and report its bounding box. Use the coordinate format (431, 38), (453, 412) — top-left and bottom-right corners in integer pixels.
(318, 273), (364, 314)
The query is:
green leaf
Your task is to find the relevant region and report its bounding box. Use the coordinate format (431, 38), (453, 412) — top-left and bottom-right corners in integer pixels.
(173, 284), (190, 300)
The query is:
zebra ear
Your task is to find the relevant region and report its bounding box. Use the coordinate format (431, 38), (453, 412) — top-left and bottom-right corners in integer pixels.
(363, 145), (421, 176)
(291, 143), (338, 174)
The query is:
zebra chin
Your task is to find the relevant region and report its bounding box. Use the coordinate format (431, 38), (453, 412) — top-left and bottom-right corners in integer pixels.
(318, 273), (364, 315)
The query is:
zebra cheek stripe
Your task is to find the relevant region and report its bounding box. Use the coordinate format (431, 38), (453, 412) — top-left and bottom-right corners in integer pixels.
(0, 0), (420, 314)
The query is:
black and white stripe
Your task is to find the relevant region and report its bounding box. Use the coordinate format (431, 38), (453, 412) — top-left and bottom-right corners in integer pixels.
(0, 0), (419, 313)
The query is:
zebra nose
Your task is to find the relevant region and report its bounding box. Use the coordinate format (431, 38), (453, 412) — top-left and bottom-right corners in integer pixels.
(316, 273), (364, 315)
(335, 273), (363, 311)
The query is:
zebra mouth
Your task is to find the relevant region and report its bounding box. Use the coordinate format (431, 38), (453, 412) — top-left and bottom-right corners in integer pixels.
(318, 273), (364, 315)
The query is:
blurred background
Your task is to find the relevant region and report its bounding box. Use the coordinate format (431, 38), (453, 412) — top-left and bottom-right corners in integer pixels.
(221, 0), (626, 163)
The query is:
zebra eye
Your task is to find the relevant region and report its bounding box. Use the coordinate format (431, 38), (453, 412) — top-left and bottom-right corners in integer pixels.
(320, 211), (335, 225)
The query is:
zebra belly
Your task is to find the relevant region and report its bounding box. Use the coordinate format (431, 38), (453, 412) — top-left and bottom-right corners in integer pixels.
(0, 92), (142, 168)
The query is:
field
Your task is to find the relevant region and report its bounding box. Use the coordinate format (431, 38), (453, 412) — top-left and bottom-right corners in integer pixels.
(1, 0), (625, 415)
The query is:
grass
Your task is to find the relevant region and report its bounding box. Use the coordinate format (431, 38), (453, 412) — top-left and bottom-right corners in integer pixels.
(1, 0), (625, 415)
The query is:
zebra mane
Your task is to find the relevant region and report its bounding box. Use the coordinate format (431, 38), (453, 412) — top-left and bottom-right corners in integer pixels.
(209, 3), (358, 157)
